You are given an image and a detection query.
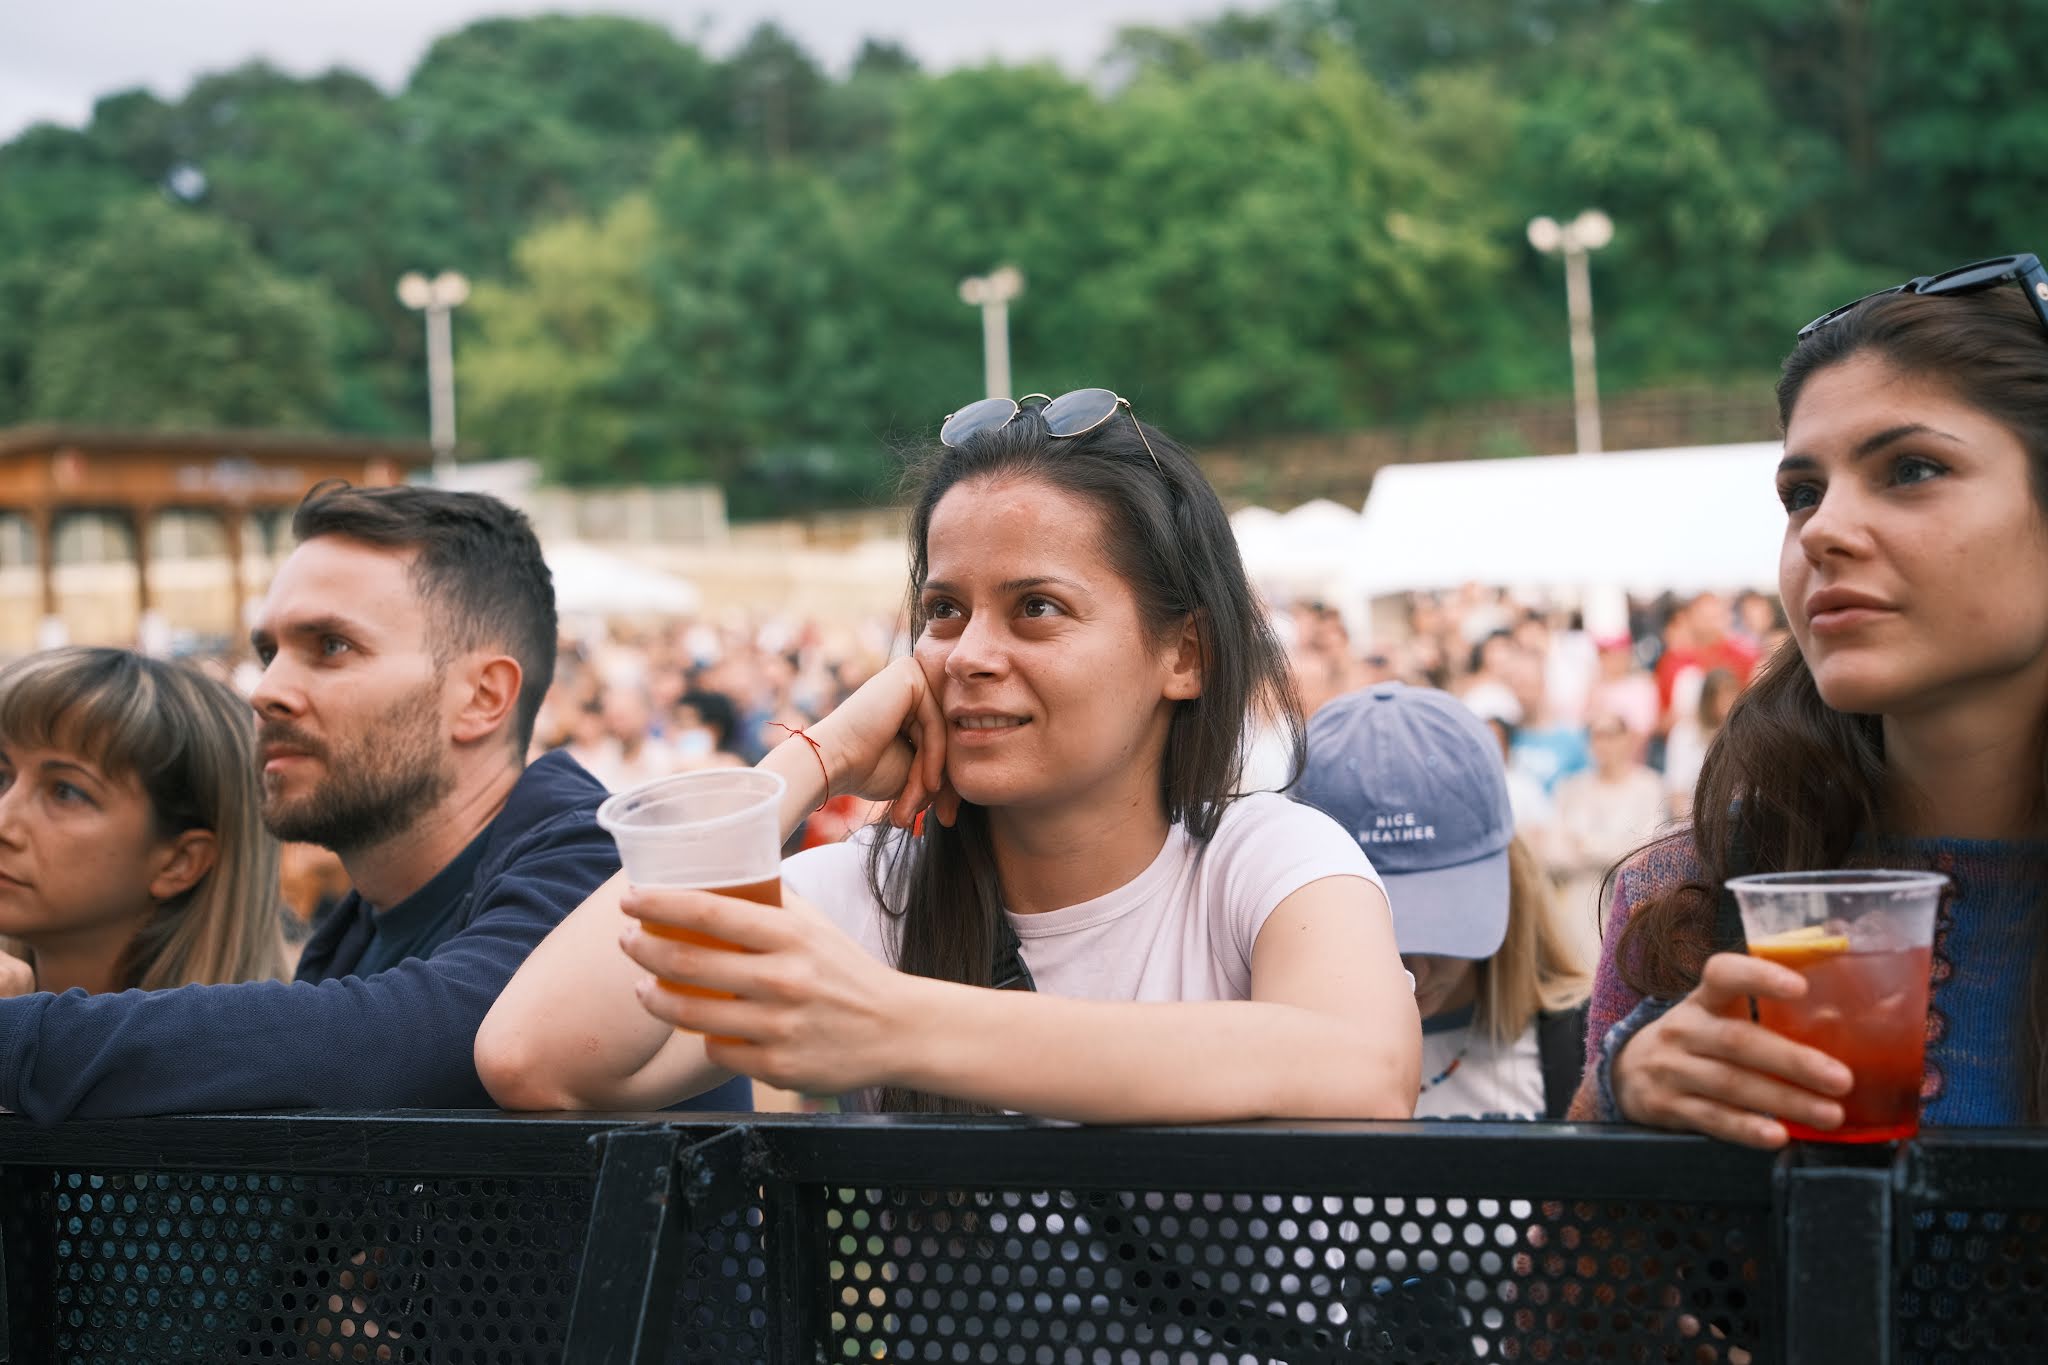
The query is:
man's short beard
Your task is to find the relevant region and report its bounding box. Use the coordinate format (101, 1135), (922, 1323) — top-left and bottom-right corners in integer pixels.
(261, 679), (456, 857)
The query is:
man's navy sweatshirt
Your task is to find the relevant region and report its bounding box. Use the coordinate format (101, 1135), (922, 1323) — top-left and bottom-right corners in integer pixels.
(0, 749), (749, 1121)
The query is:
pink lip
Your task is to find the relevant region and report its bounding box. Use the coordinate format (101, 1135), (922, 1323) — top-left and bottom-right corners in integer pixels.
(1804, 588), (1895, 634)
(0, 871), (28, 890)
(1805, 587), (1892, 616)
(1809, 606), (1893, 635)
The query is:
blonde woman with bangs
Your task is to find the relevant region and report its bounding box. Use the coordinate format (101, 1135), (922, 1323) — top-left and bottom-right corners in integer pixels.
(0, 647), (285, 994)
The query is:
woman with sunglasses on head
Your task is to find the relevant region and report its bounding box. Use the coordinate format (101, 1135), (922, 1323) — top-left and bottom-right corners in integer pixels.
(0, 647), (287, 996)
(1569, 255), (2048, 1146)
(480, 389), (1421, 1119)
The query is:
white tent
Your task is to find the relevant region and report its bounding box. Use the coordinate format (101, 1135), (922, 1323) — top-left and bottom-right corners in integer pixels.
(545, 541), (702, 617)
(1343, 442), (1787, 598)
(1231, 499), (1365, 601)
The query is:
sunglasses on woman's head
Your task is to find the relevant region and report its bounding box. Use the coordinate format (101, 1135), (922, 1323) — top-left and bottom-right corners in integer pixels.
(939, 387), (1163, 472)
(1797, 253), (2048, 340)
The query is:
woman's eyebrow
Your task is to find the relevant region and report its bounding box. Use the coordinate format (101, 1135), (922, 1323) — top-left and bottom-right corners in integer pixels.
(1779, 423), (1966, 473)
(922, 576), (1086, 595)
(1852, 422), (1966, 457)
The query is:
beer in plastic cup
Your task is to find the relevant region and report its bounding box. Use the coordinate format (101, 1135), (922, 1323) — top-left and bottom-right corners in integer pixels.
(1727, 869), (1945, 1143)
(596, 768), (786, 1003)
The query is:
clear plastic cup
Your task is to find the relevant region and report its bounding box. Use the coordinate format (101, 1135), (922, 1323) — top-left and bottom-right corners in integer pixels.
(596, 769), (840, 1113)
(1726, 869), (1946, 1143)
(596, 769), (786, 1001)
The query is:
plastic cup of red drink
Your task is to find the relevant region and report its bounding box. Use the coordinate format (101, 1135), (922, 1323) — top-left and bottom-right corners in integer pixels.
(1727, 870), (1946, 1143)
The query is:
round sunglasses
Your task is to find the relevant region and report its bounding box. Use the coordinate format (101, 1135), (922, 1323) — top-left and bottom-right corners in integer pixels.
(939, 388), (1162, 471)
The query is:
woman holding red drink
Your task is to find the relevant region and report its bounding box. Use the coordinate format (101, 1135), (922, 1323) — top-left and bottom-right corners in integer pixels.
(1572, 255), (2048, 1147)
(479, 389), (1420, 1119)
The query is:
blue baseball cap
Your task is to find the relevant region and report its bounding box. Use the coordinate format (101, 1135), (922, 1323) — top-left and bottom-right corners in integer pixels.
(1292, 683), (1513, 959)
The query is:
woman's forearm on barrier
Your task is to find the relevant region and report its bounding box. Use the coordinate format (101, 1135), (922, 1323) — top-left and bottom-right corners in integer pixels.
(893, 879), (1417, 1121)
(893, 988), (1417, 1123)
(475, 870), (729, 1111)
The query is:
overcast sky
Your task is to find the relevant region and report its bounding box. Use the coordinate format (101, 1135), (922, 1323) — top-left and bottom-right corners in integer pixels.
(2, 1), (1233, 140)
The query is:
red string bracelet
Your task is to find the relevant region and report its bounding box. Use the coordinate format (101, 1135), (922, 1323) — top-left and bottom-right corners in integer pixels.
(769, 721), (831, 812)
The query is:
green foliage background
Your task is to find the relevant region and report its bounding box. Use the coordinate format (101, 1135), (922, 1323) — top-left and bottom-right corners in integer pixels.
(1, 2), (2039, 513)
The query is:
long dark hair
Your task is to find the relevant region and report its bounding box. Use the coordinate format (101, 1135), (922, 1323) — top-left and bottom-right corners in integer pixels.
(1616, 285), (2048, 1116)
(866, 405), (1302, 1112)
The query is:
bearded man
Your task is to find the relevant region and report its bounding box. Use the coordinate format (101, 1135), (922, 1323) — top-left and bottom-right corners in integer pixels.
(0, 483), (749, 1119)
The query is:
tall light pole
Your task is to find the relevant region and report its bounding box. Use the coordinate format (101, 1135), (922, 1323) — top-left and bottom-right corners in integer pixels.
(397, 270), (471, 481)
(958, 265), (1025, 400)
(1527, 210), (1614, 454)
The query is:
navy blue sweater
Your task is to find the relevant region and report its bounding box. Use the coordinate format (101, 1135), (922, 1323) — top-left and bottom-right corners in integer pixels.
(0, 749), (750, 1121)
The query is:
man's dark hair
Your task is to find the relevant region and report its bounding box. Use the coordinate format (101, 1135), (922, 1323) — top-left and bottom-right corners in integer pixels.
(292, 482), (557, 754)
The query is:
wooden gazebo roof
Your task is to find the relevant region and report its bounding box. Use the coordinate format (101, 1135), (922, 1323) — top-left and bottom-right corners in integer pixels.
(0, 425), (433, 623)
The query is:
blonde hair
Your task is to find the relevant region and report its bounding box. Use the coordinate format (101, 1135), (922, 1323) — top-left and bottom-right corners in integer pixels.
(1472, 835), (1590, 1048)
(0, 648), (285, 989)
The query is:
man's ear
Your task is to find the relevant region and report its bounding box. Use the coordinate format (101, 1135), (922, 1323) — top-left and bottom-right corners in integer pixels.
(1163, 614), (1205, 702)
(148, 829), (218, 904)
(450, 655), (524, 746)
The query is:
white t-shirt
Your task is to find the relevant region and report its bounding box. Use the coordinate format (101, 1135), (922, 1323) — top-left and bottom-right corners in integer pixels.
(782, 791), (1386, 1007)
(1413, 1011), (1546, 1120)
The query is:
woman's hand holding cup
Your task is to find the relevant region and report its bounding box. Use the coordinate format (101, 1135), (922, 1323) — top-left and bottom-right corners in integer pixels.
(1610, 949), (1854, 1149)
(620, 883), (909, 1097)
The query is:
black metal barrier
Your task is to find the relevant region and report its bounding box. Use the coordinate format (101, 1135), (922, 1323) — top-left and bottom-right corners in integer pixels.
(0, 1113), (2043, 1363)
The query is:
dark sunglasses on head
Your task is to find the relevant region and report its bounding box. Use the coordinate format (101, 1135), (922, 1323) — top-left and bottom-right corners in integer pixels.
(939, 387), (1162, 472)
(1797, 253), (2048, 340)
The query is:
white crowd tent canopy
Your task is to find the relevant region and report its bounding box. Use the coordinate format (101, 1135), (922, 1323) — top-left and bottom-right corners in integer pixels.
(1230, 499), (1367, 602)
(1341, 442), (1788, 599)
(544, 541), (702, 617)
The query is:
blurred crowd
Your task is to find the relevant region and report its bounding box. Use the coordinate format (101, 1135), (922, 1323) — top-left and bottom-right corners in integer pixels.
(1280, 586), (1784, 961)
(530, 614), (904, 846)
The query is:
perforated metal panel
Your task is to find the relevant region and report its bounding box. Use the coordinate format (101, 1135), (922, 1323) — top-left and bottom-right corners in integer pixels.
(669, 1194), (773, 1363)
(1898, 1208), (2048, 1364)
(819, 1185), (1769, 1363)
(7, 1169), (588, 1363)
(0, 1160), (775, 1365)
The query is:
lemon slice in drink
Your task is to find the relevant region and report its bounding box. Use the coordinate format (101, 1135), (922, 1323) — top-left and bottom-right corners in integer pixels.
(1749, 925), (1852, 969)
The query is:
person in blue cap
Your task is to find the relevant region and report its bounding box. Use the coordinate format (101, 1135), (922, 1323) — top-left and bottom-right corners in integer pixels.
(1295, 683), (1591, 1119)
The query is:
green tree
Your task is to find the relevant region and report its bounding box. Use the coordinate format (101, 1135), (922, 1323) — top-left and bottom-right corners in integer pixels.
(1321, 0), (1626, 88)
(0, 124), (141, 422)
(863, 64), (1126, 432)
(1861, 2), (2048, 263)
(401, 15), (723, 266)
(122, 62), (463, 431)
(607, 139), (889, 505)
(460, 194), (659, 480)
(816, 39), (922, 189)
(869, 53), (1502, 443)
(719, 23), (832, 161)
(1107, 51), (1507, 436)
(27, 198), (337, 429)
(1509, 15), (1836, 384)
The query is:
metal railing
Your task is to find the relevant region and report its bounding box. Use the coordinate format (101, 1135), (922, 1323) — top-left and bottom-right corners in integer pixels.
(0, 1112), (2039, 1363)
